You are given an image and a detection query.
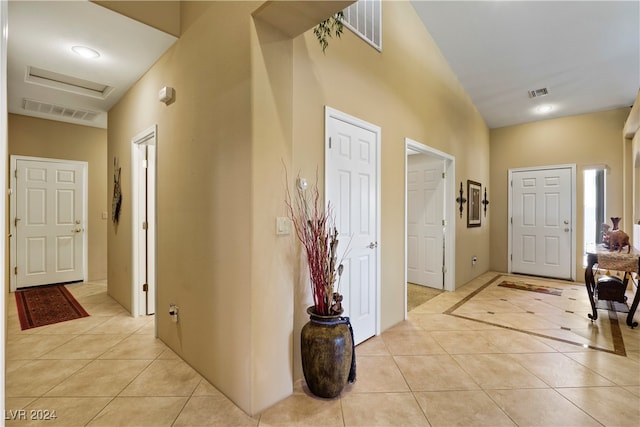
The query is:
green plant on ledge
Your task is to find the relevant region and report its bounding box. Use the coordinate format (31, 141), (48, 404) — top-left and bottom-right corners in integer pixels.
(313, 11), (344, 53)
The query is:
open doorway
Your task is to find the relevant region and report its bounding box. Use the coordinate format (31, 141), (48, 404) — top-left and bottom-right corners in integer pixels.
(583, 167), (606, 265)
(405, 138), (455, 315)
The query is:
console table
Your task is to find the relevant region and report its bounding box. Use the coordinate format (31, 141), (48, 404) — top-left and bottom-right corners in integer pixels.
(585, 245), (640, 328)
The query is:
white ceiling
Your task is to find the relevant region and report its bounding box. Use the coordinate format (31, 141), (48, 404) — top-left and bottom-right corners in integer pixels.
(7, 1), (639, 131)
(411, 0), (640, 129)
(7, 1), (177, 128)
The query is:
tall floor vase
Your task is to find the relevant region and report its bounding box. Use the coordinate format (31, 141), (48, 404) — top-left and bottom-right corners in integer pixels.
(300, 306), (355, 398)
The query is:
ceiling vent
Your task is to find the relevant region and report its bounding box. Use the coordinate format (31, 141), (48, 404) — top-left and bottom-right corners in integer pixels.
(528, 87), (549, 98)
(25, 66), (114, 99)
(23, 98), (99, 122)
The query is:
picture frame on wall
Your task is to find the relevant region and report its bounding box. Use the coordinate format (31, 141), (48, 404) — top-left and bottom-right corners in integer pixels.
(467, 180), (481, 227)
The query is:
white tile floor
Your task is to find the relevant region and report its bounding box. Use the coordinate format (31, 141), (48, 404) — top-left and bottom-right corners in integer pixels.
(5, 272), (640, 426)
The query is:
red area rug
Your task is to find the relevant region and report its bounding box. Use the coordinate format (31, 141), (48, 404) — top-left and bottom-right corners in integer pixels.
(497, 280), (563, 296)
(15, 284), (89, 330)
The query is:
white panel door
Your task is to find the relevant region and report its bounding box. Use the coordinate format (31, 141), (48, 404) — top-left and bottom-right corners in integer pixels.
(407, 155), (444, 288)
(15, 159), (84, 288)
(511, 167), (572, 279)
(326, 111), (379, 345)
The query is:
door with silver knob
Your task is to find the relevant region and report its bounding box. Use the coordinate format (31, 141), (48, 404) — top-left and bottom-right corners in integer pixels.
(326, 108), (380, 345)
(13, 158), (85, 289)
(510, 167), (573, 280)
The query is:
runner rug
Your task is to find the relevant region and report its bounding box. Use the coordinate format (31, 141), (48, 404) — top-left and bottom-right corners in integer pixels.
(497, 280), (563, 296)
(15, 284), (89, 330)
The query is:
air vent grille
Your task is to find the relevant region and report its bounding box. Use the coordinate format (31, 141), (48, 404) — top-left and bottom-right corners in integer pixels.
(23, 98), (99, 122)
(528, 88), (549, 98)
(343, 0), (382, 51)
(26, 66), (114, 99)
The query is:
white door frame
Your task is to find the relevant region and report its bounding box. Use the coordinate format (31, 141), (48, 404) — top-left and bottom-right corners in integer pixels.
(2, 1), (9, 412)
(325, 106), (381, 340)
(404, 139), (456, 313)
(508, 164), (577, 281)
(9, 155), (88, 292)
(131, 125), (157, 319)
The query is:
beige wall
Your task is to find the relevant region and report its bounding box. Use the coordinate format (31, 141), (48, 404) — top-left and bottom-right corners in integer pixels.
(489, 107), (631, 276)
(108, 0), (262, 413)
(7, 114), (108, 282)
(108, 0), (490, 416)
(291, 0), (490, 339)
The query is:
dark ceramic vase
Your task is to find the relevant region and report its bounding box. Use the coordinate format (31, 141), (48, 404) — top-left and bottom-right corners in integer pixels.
(611, 217), (621, 230)
(300, 306), (353, 398)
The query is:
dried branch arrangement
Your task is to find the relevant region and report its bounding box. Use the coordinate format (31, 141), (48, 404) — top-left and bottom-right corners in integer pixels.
(286, 176), (344, 315)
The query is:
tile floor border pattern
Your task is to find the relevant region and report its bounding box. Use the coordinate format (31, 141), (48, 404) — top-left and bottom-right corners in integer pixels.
(444, 274), (628, 356)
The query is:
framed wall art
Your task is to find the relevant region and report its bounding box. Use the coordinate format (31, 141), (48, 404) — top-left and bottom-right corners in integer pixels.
(467, 180), (481, 227)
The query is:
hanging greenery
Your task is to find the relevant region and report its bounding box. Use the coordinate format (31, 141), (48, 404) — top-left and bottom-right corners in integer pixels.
(313, 12), (344, 54)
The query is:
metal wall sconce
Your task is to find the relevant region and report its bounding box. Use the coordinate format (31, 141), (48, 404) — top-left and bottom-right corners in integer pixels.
(482, 187), (489, 216)
(456, 182), (466, 218)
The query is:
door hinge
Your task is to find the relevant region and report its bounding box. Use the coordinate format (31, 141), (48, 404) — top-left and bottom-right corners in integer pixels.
(442, 265), (447, 273)
(143, 283), (149, 292)
(14, 169), (17, 178)
(14, 217), (20, 227)
(14, 266), (17, 275)
(142, 221), (148, 230)
(328, 137), (332, 149)
(442, 172), (445, 179)
(143, 159), (148, 169)
(442, 219), (446, 226)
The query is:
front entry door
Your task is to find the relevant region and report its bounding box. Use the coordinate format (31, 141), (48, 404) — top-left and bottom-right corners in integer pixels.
(511, 166), (573, 279)
(326, 107), (380, 345)
(407, 154), (444, 289)
(13, 158), (85, 289)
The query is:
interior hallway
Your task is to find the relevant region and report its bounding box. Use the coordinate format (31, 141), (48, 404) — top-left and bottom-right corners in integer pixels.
(4, 273), (639, 426)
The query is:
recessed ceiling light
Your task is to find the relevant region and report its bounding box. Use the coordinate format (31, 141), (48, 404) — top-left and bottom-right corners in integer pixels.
(71, 45), (100, 59)
(536, 105), (553, 114)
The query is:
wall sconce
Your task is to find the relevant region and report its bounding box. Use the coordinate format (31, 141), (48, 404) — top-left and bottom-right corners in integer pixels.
(482, 187), (490, 216)
(456, 182), (466, 218)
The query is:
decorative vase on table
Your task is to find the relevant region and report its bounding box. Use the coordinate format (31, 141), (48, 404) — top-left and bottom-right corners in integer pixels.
(611, 217), (621, 230)
(301, 306), (354, 398)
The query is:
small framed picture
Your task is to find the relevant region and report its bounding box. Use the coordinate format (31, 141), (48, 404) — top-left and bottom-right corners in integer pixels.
(467, 180), (481, 227)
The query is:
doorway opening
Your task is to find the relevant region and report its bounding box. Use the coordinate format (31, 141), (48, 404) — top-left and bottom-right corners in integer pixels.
(131, 125), (157, 320)
(404, 138), (455, 316)
(583, 168), (606, 265)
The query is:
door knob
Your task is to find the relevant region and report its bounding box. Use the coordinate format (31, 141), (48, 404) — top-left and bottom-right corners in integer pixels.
(564, 228), (570, 232)
(367, 242), (378, 249)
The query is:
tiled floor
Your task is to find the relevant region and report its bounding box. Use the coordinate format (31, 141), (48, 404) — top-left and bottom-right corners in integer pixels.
(5, 273), (640, 426)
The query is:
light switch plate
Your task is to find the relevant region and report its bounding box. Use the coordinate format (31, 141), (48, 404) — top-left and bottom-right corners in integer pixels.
(101, 211), (108, 220)
(276, 217), (291, 235)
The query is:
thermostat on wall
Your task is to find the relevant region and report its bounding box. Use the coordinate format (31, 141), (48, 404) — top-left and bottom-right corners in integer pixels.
(159, 86), (174, 104)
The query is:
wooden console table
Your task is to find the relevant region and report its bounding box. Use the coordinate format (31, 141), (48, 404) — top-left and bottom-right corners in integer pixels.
(585, 244), (640, 328)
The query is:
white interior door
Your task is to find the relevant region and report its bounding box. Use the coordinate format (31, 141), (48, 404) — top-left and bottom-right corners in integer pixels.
(407, 154), (444, 289)
(326, 107), (380, 345)
(132, 126), (157, 317)
(511, 166), (573, 279)
(13, 158), (85, 288)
